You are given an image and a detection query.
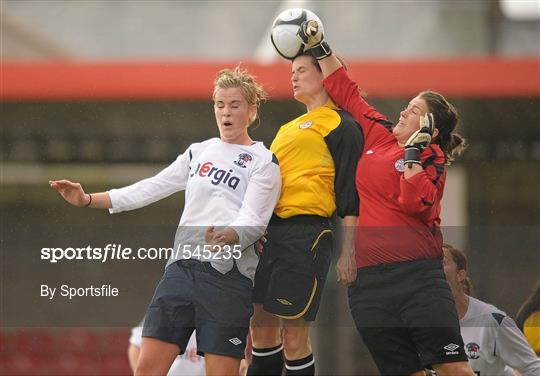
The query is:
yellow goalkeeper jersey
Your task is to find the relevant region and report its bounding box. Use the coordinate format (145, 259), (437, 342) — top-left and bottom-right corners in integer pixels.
(271, 102), (364, 219)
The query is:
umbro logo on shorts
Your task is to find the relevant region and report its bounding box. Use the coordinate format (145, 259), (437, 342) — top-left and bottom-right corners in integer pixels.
(276, 298), (293, 306)
(443, 343), (460, 355)
(229, 337), (242, 346)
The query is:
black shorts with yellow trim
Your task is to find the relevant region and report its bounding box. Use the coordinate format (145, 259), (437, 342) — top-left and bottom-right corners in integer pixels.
(253, 214), (333, 321)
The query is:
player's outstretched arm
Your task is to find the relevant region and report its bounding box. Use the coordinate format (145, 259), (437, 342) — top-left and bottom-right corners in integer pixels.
(49, 179), (112, 209)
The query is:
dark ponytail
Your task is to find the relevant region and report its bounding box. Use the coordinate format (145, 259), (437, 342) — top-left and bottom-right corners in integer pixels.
(443, 243), (473, 295)
(420, 91), (467, 165)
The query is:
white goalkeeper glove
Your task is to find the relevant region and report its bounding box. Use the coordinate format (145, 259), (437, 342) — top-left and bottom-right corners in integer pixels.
(296, 20), (333, 60)
(404, 113), (435, 168)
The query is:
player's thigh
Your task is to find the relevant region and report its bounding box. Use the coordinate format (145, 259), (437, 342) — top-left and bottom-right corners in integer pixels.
(135, 337), (180, 376)
(205, 353), (242, 376)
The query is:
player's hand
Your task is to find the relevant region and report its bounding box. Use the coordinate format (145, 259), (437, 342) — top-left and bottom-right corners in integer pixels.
(49, 179), (90, 207)
(205, 225), (227, 252)
(404, 113), (435, 167)
(297, 20), (323, 48)
(405, 113), (435, 151)
(254, 231), (267, 253)
(336, 252), (357, 286)
(296, 20), (332, 60)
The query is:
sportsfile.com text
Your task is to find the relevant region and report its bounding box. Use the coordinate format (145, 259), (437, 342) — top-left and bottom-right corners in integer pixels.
(40, 244), (243, 263)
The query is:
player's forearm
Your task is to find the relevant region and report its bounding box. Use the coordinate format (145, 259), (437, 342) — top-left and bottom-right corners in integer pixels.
(340, 215), (357, 256)
(319, 54), (343, 78)
(86, 192), (112, 209)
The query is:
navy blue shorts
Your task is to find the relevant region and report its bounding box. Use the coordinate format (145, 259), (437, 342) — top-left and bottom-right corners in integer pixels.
(348, 258), (467, 375)
(142, 259), (253, 359)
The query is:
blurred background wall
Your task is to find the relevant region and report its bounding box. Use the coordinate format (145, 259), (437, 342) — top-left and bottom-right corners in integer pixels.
(1, 1), (539, 375)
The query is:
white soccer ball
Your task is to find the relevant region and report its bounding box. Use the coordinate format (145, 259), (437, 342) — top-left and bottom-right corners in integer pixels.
(270, 8), (324, 60)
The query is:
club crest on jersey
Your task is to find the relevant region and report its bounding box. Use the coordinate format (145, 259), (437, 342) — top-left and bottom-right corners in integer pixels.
(465, 342), (480, 359)
(190, 161), (240, 190)
(394, 158), (405, 172)
(234, 153), (253, 168)
(299, 120), (313, 129)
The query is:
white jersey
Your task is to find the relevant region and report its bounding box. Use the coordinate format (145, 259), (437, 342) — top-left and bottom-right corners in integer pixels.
(129, 326), (204, 376)
(109, 138), (281, 280)
(460, 296), (540, 376)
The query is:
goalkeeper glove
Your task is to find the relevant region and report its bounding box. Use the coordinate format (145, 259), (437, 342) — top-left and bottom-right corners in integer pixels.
(404, 113), (435, 168)
(297, 20), (333, 60)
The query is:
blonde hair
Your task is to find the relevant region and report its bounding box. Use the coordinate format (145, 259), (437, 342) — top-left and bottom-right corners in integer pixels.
(213, 65), (268, 127)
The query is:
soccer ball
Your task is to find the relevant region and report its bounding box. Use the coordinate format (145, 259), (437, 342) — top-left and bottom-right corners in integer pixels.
(270, 8), (324, 60)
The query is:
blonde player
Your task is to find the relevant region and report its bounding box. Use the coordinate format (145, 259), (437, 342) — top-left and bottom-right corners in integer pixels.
(50, 66), (281, 376)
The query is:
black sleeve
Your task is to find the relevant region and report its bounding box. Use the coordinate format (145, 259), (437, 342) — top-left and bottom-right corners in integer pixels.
(324, 110), (364, 217)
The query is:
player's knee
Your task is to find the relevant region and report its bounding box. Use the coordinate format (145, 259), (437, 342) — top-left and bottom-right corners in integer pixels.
(433, 361), (474, 376)
(250, 327), (281, 348)
(282, 327), (309, 354)
(250, 310), (281, 346)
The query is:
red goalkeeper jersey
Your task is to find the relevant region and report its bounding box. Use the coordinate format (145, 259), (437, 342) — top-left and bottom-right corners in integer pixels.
(324, 67), (446, 267)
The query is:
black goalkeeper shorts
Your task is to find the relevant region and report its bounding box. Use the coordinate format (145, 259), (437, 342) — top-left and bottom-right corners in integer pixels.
(348, 258), (468, 375)
(253, 214), (333, 321)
